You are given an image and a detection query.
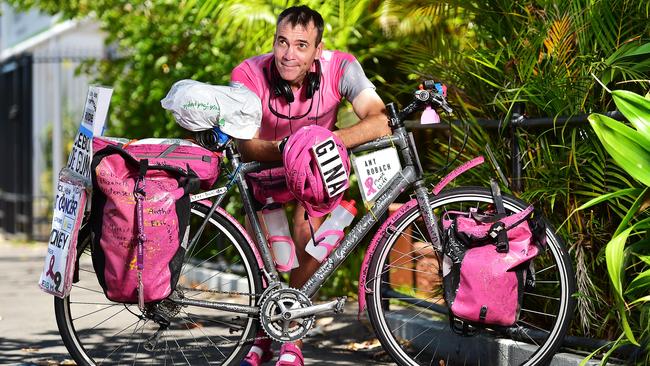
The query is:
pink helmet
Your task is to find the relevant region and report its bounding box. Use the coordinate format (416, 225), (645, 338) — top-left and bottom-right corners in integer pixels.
(283, 125), (350, 217)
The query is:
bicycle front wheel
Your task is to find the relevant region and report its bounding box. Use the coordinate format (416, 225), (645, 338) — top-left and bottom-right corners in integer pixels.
(55, 203), (263, 365)
(366, 187), (576, 366)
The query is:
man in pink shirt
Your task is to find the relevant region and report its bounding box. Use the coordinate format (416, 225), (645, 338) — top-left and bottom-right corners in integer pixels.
(231, 5), (389, 366)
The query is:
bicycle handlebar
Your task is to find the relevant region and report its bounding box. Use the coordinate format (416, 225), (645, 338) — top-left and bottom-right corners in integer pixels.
(387, 80), (452, 129)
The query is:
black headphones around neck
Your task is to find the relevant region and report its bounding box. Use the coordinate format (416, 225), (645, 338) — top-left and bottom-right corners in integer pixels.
(265, 58), (321, 104)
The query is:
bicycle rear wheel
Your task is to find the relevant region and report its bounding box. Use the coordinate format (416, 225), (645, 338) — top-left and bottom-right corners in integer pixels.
(55, 203), (263, 365)
(366, 187), (576, 366)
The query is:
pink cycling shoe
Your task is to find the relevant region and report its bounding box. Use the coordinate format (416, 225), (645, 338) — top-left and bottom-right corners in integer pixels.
(275, 343), (304, 366)
(240, 336), (273, 366)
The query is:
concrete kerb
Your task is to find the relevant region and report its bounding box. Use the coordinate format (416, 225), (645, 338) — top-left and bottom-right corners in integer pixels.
(383, 310), (602, 366)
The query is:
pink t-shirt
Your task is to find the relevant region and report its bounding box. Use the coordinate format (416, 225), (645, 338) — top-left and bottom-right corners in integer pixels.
(231, 50), (374, 141)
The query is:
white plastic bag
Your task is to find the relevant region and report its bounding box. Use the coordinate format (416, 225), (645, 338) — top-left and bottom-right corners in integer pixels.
(161, 80), (261, 139)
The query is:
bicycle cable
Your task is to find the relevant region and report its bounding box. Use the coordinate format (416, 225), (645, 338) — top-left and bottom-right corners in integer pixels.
(427, 105), (471, 178)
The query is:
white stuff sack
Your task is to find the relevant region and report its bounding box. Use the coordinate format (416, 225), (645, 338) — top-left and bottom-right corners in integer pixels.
(161, 80), (261, 140)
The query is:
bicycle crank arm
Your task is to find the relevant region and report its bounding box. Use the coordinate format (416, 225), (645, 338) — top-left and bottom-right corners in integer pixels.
(172, 296), (259, 315)
(272, 297), (347, 322)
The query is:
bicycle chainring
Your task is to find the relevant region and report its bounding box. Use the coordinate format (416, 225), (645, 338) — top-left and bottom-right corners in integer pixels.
(259, 287), (314, 342)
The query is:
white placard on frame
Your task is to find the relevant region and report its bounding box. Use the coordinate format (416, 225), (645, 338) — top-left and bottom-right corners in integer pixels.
(352, 147), (402, 203)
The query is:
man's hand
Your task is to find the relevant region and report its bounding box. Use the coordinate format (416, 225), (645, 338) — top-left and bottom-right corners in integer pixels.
(333, 88), (390, 148)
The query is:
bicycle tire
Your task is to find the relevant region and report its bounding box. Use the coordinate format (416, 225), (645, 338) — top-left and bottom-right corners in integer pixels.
(55, 203), (264, 365)
(366, 187), (576, 366)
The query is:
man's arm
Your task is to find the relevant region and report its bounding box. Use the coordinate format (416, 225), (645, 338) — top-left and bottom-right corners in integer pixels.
(236, 134), (283, 162)
(237, 88), (389, 160)
(232, 60), (284, 162)
(333, 88), (391, 148)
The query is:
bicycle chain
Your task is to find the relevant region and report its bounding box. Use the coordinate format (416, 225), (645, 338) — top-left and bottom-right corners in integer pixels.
(148, 285), (285, 352)
(152, 288), (313, 352)
(141, 286), (266, 352)
(147, 333), (271, 352)
(144, 286), (267, 353)
(176, 286), (262, 298)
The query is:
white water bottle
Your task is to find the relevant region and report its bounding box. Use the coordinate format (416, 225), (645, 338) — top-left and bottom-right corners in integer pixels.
(305, 200), (357, 263)
(262, 198), (299, 272)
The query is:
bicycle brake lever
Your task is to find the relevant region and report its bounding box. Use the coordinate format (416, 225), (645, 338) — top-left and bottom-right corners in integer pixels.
(431, 94), (453, 114)
(440, 101), (453, 114)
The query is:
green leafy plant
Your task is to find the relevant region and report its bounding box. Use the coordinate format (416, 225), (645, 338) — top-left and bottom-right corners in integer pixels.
(394, 0), (650, 342)
(576, 89), (650, 364)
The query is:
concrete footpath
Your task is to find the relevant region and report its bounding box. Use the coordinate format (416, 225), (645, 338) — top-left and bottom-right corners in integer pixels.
(0, 239), (391, 366)
(0, 238), (606, 366)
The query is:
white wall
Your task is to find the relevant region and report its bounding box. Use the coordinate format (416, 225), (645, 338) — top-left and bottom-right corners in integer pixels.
(1, 5), (107, 238)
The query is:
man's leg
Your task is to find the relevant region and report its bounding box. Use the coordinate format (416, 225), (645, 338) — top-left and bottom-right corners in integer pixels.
(289, 204), (326, 288)
(242, 211), (275, 366)
(287, 204), (325, 351)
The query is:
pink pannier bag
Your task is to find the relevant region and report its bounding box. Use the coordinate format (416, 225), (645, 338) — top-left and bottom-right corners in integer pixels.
(94, 137), (220, 189)
(442, 205), (544, 327)
(90, 139), (218, 306)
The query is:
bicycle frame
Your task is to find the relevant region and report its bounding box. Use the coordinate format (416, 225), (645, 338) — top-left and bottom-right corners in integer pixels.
(61, 81), (575, 366)
(177, 86), (454, 313)
(227, 124), (436, 297)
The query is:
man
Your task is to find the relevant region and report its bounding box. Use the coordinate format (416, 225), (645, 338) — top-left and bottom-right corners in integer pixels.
(231, 5), (389, 366)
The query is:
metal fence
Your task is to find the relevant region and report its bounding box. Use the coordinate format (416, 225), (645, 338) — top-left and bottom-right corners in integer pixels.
(406, 105), (624, 192)
(0, 50), (103, 241)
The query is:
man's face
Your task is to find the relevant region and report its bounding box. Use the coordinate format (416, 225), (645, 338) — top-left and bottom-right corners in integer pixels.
(273, 19), (323, 88)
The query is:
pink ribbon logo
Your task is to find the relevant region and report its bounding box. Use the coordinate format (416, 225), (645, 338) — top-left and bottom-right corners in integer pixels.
(46, 255), (56, 278)
(47, 255), (62, 291)
(365, 177), (377, 196)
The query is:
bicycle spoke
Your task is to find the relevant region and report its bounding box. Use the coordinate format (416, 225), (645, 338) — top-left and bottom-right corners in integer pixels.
(72, 284), (105, 294)
(86, 306), (134, 331)
(365, 249), (439, 289)
(180, 315), (220, 363)
(182, 310), (234, 346)
(72, 304), (122, 321)
(523, 291), (561, 301)
(409, 325), (437, 360)
(184, 229), (221, 261)
(520, 307), (558, 318)
(535, 263), (558, 275)
(174, 336), (191, 365)
(535, 280), (560, 284)
(382, 295), (444, 304)
(70, 301), (122, 306)
(103, 318), (147, 365)
(181, 244), (230, 277)
(387, 296), (440, 334)
(385, 264), (439, 276)
(382, 281), (439, 294)
(517, 318), (550, 334)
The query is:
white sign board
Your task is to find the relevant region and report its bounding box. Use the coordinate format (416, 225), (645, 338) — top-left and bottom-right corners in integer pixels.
(40, 86), (112, 298)
(38, 175), (87, 297)
(352, 147), (401, 203)
(311, 137), (349, 199)
(65, 86), (113, 182)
